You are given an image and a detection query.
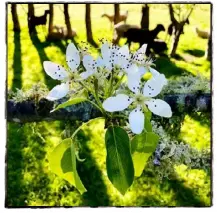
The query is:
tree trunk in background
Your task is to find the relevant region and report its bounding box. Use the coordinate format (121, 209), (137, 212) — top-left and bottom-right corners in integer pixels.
(28, 4), (35, 16)
(205, 36), (211, 61)
(140, 4), (149, 30)
(48, 4), (54, 35)
(64, 4), (73, 38)
(28, 4), (35, 34)
(169, 4), (195, 57)
(114, 4), (120, 24)
(11, 4), (20, 32)
(85, 4), (98, 47)
(170, 29), (182, 57)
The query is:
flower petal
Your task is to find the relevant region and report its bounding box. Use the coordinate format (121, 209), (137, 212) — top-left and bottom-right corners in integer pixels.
(145, 99), (172, 118)
(80, 70), (95, 80)
(116, 45), (130, 67)
(96, 56), (104, 67)
(127, 70), (141, 94)
(132, 44), (147, 63)
(129, 107), (144, 134)
(102, 94), (132, 112)
(66, 43), (80, 71)
(125, 63), (138, 75)
(46, 83), (69, 101)
(101, 42), (111, 60)
(149, 68), (167, 87)
(43, 61), (69, 80)
(143, 74), (167, 97)
(137, 44), (147, 55)
(83, 55), (97, 72)
(138, 66), (148, 77)
(149, 67), (160, 77)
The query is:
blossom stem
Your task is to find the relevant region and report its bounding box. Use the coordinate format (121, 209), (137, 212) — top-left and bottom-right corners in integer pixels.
(93, 79), (106, 115)
(111, 74), (125, 94)
(107, 70), (114, 97)
(79, 81), (93, 94)
(86, 100), (104, 114)
(112, 114), (128, 119)
(71, 124), (84, 139)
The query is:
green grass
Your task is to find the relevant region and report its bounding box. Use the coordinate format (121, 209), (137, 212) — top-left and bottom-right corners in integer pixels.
(7, 3), (211, 207)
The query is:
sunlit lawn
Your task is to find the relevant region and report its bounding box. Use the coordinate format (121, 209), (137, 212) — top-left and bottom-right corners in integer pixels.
(7, 3), (211, 206)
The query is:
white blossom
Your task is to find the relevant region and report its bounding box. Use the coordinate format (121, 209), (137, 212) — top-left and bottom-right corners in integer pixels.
(103, 72), (172, 134)
(43, 43), (83, 101)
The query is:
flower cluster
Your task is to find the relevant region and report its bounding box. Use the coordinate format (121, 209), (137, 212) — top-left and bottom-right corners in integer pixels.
(43, 42), (172, 134)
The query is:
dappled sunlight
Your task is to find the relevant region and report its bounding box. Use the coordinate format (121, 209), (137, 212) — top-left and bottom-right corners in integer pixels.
(175, 165), (211, 206)
(7, 3), (211, 207)
(180, 114), (210, 150)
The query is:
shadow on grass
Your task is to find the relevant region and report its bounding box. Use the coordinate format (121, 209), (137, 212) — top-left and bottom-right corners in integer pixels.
(6, 123), (27, 207)
(30, 34), (81, 90)
(29, 33), (55, 90)
(155, 55), (192, 78)
(11, 31), (22, 91)
(6, 123), (52, 207)
(168, 179), (208, 206)
(76, 129), (110, 206)
(50, 37), (79, 55)
(184, 49), (205, 58)
(135, 169), (208, 207)
(188, 112), (211, 128)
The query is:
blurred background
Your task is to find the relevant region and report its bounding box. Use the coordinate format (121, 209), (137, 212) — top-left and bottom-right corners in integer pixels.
(7, 3), (211, 207)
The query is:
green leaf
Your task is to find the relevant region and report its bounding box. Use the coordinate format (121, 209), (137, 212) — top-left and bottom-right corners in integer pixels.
(131, 132), (159, 177)
(105, 126), (134, 195)
(70, 140), (87, 194)
(49, 138), (87, 194)
(51, 97), (87, 112)
(144, 110), (152, 132)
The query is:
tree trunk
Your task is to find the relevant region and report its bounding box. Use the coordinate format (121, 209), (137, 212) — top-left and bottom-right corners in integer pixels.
(28, 4), (35, 17)
(48, 4), (54, 35)
(205, 36), (211, 61)
(64, 4), (73, 38)
(170, 30), (182, 57)
(140, 4), (149, 30)
(168, 4), (195, 57)
(114, 4), (120, 24)
(28, 4), (35, 34)
(11, 4), (20, 32)
(85, 4), (97, 47)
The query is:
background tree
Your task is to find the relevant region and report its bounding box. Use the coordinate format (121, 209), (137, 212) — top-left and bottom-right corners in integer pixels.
(11, 4), (20, 32)
(64, 4), (73, 38)
(48, 4), (54, 35)
(85, 4), (97, 47)
(205, 36), (211, 61)
(28, 4), (35, 34)
(114, 4), (120, 25)
(169, 4), (195, 57)
(140, 4), (149, 30)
